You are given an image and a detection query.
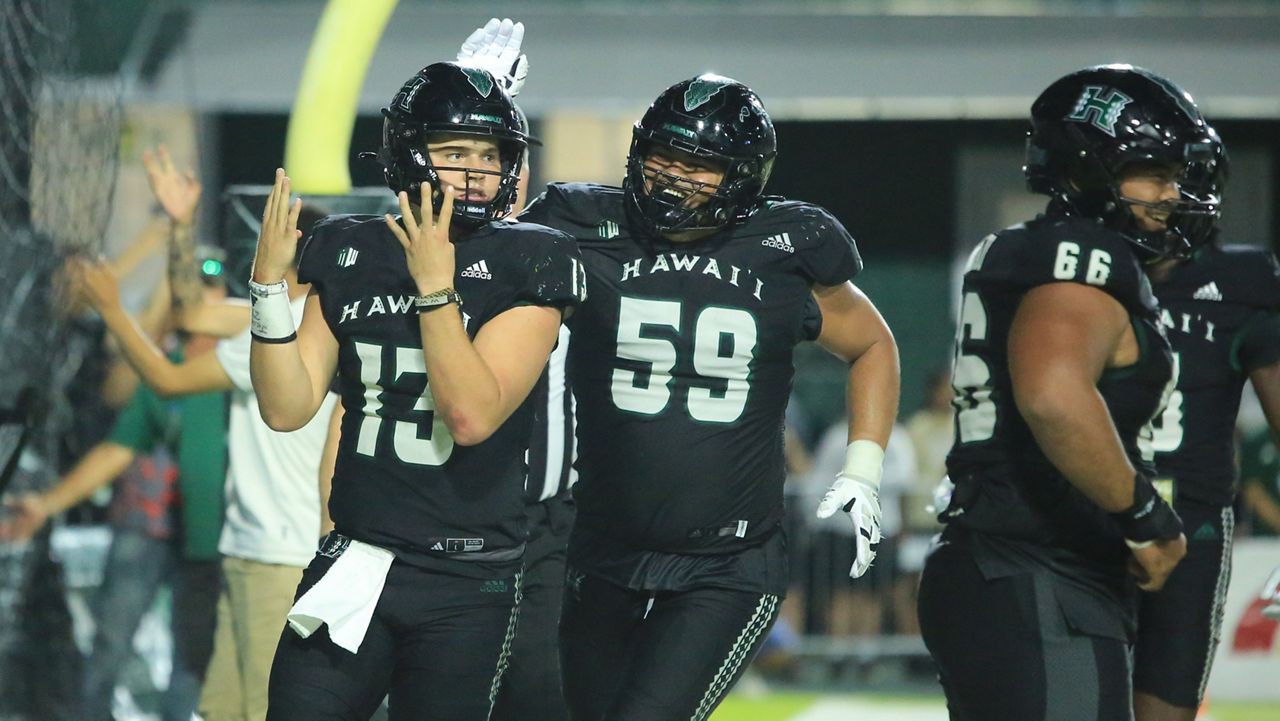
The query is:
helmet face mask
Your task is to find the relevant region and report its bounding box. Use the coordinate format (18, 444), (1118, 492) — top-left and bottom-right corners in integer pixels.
(1168, 125), (1227, 253)
(1024, 64), (1220, 261)
(375, 62), (528, 228)
(624, 74), (777, 238)
(630, 143), (729, 231)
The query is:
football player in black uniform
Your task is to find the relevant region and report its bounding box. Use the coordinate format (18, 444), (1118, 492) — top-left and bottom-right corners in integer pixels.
(247, 62), (584, 721)
(917, 65), (1218, 721)
(1135, 129), (1280, 721)
(520, 75), (899, 721)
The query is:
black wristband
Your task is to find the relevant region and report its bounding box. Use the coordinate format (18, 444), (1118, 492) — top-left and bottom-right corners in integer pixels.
(1111, 473), (1183, 545)
(250, 331), (297, 344)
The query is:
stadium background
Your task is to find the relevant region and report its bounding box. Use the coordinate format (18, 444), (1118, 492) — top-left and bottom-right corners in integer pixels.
(4, 1), (1280, 719)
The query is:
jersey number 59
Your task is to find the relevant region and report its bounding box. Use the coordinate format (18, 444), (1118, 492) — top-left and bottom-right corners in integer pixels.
(611, 296), (758, 423)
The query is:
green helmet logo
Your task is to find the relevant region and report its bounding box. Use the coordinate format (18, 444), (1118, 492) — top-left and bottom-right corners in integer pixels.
(462, 68), (495, 97)
(1066, 85), (1133, 137)
(683, 75), (732, 111)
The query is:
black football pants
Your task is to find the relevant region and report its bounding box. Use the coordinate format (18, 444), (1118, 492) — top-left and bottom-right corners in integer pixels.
(266, 552), (520, 721)
(1133, 501), (1233, 708)
(918, 538), (1132, 721)
(491, 493), (575, 721)
(559, 571), (779, 721)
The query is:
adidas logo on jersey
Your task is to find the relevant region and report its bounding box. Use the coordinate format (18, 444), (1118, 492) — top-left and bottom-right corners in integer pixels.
(337, 246), (359, 268)
(460, 260), (492, 280)
(1193, 282), (1223, 302)
(598, 220), (620, 239)
(761, 233), (794, 253)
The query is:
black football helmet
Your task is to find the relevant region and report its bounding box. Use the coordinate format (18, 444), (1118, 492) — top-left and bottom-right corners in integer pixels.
(1025, 64), (1219, 260)
(623, 73), (777, 237)
(1173, 123), (1227, 250)
(374, 62), (528, 227)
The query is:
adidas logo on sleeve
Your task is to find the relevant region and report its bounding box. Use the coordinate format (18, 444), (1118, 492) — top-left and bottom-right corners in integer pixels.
(460, 260), (493, 280)
(1192, 281), (1223, 302)
(761, 233), (794, 253)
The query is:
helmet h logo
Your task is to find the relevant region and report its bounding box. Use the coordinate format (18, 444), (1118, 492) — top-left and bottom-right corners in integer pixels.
(462, 68), (494, 98)
(684, 77), (730, 111)
(394, 76), (427, 114)
(1067, 86), (1133, 137)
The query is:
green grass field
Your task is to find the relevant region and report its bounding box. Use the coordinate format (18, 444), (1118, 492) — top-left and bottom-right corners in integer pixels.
(711, 691), (1280, 720)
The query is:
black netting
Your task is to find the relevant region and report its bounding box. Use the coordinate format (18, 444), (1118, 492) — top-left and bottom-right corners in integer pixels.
(0, 0), (122, 479)
(1, 3), (121, 715)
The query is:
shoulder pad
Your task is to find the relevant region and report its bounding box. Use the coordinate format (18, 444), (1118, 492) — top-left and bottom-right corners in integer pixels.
(519, 182), (623, 239)
(490, 221), (586, 308)
(972, 216), (1156, 312)
(297, 213), (351, 286)
(751, 201), (862, 285)
(1209, 245), (1280, 309)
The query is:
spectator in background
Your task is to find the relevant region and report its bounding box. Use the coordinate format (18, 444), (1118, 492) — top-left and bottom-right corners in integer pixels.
(1, 265), (228, 721)
(904, 368), (953, 523)
(898, 367), (954, 635)
(77, 145), (337, 721)
(805, 420), (916, 636)
(1239, 427), (1280, 536)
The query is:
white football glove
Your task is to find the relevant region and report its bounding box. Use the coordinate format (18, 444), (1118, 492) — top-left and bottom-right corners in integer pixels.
(816, 473), (883, 579)
(456, 17), (529, 97)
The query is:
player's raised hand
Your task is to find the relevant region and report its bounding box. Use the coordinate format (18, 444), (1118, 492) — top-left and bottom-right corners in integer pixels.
(251, 168), (302, 284)
(816, 473), (883, 578)
(385, 184), (456, 295)
(456, 17), (528, 96)
(143, 145), (202, 225)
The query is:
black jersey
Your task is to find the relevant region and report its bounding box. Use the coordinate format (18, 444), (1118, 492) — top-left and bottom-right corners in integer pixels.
(944, 214), (1173, 584)
(1151, 244), (1280, 506)
(521, 183), (858, 555)
(297, 214), (584, 577)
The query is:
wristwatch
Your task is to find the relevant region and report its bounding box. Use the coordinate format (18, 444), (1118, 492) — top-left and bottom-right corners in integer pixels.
(414, 288), (463, 312)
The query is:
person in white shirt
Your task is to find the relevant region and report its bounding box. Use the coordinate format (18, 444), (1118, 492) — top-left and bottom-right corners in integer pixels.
(77, 203), (336, 721)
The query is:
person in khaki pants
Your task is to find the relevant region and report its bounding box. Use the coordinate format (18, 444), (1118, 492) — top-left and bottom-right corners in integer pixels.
(79, 189), (335, 721)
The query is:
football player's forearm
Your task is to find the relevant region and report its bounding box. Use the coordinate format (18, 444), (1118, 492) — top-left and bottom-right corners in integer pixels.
(415, 308), (503, 445)
(250, 342), (325, 431)
(168, 221), (203, 312)
(844, 335), (899, 448)
(1016, 380), (1136, 512)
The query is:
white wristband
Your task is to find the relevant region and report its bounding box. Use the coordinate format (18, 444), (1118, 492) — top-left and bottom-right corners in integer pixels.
(248, 278), (288, 298)
(250, 290), (296, 343)
(842, 439), (885, 490)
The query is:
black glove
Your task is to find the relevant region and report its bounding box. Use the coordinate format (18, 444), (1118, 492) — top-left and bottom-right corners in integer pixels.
(1111, 472), (1183, 547)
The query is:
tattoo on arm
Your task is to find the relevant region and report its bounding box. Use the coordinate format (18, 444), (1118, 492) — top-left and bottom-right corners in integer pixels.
(169, 221), (202, 311)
